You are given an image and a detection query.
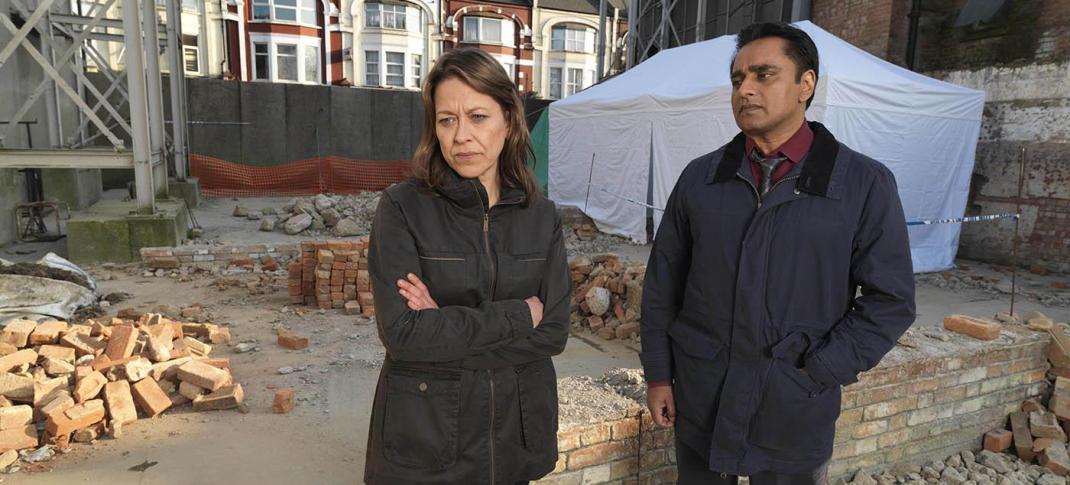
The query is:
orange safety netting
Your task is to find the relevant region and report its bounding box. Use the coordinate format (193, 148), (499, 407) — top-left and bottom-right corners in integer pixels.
(190, 154), (412, 198)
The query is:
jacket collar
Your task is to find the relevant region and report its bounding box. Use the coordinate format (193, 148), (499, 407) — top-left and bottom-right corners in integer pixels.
(707, 120), (842, 199)
(433, 168), (526, 212)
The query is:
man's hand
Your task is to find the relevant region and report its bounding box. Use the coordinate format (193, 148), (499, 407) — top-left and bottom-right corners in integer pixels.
(525, 297), (544, 328)
(397, 273), (438, 310)
(647, 385), (676, 428)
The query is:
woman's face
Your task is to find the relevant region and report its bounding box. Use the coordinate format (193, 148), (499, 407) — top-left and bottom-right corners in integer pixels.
(434, 77), (509, 183)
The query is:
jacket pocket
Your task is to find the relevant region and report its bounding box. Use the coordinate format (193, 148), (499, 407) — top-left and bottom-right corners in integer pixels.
(498, 251), (546, 300)
(749, 357), (840, 454)
(516, 358), (558, 453)
(668, 323), (727, 432)
(418, 250), (477, 305)
(382, 366), (462, 470)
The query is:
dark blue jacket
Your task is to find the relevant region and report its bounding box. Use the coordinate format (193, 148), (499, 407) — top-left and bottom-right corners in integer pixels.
(640, 121), (916, 475)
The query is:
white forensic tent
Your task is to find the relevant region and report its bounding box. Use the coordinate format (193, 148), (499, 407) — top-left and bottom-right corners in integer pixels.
(547, 21), (985, 273)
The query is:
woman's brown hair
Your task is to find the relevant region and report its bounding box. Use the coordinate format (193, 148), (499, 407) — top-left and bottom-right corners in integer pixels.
(411, 47), (539, 205)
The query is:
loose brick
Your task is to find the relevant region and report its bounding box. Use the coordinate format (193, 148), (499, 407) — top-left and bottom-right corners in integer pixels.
(208, 328), (231, 345)
(179, 381), (206, 400)
(131, 378), (171, 417)
(103, 381), (137, 426)
(984, 429), (1013, 452)
(1011, 411), (1036, 462)
(39, 394), (74, 421)
(72, 421), (104, 443)
(1031, 412), (1067, 441)
(344, 301), (362, 315)
(1023, 398), (1047, 414)
(192, 383), (243, 411)
(0, 405), (32, 431)
(0, 349), (38, 373)
(41, 357), (75, 376)
(45, 399), (105, 437)
(272, 388), (295, 414)
(0, 343), (15, 356)
(60, 333), (106, 357)
(0, 424), (38, 453)
(146, 336), (172, 363)
(1040, 440), (1070, 476)
(0, 320), (36, 348)
(0, 374), (32, 402)
(179, 337), (210, 357)
(38, 345), (75, 364)
(104, 325), (138, 360)
(201, 358), (230, 371)
(150, 357), (193, 382)
(28, 320), (67, 345)
(277, 329), (309, 350)
(1050, 325), (1070, 368)
(176, 361), (231, 391)
(943, 314), (1001, 340)
(73, 371), (107, 403)
(123, 357), (152, 382)
(33, 376), (68, 408)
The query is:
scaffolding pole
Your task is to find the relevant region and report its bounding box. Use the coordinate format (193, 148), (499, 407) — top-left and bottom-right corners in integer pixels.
(166, 0), (190, 179)
(123, 0), (156, 213)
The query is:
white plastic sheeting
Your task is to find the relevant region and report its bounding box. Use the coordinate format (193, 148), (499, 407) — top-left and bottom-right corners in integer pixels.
(548, 21), (985, 273)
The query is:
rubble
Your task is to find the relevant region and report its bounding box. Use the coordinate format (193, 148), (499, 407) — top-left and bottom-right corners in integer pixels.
(0, 312), (246, 469)
(235, 192), (381, 237)
(567, 254), (644, 344)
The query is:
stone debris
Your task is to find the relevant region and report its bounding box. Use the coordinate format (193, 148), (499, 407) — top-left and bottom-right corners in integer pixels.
(568, 254), (644, 343)
(0, 312), (245, 470)
(235, 192), (381, 238)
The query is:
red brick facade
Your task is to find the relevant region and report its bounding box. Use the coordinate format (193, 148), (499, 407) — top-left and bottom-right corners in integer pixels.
(225, 0), (345, 85)
(443, 0), (536, 93)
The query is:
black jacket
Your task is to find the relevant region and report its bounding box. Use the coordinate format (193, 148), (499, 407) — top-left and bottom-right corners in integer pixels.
(640, 122), (917, 475)
(364, 172), (571, 484)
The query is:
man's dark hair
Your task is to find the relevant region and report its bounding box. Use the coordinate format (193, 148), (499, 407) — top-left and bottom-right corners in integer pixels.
(732, 22), (819, 108)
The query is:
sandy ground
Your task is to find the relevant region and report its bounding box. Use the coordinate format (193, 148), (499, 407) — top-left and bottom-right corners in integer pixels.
(1, 194), (1069, 483)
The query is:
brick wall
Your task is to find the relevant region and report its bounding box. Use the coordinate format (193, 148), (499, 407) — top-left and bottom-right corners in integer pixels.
(140, 243), (300, 268)
(541, 326), (1050, 483)
(811, 0), (902, 64)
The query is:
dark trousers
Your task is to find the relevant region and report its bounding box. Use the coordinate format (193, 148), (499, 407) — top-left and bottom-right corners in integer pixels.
(676, 439), (828, 485)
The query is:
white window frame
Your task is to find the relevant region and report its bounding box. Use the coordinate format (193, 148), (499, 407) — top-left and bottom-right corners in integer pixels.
(365, 2), (409, 30)
(411, 53), (422, 88)
(384, 51), (405, 87)
(254, 42), (271, 80)
(551, 24), (595, 53)
(249, 34), (323, 84)
(566, 67), (582, 96)
(251, 0), (318, 27)
(549, 67), (562, 99)
(183, 45), (200, 74)
(463, 16), (509, 45)
(365, 50), (380, 86)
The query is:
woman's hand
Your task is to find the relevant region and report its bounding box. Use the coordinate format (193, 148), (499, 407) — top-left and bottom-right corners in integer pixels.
(397, 273), (439, 310)
(525, 297), (543, 328)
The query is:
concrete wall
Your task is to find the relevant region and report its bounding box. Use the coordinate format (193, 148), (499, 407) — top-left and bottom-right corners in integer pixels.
(0, 170), (24, 246)
(186, 79), (422, 165)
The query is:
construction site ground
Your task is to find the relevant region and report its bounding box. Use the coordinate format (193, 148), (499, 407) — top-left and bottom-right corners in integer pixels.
(1, 194), (1069, 484)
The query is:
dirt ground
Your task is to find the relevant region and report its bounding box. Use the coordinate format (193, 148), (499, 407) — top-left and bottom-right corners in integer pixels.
(1, 194), (1069, 483)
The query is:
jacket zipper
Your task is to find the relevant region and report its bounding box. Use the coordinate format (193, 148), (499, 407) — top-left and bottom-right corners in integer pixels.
(477, 188), (497, 485)
(736, 174), (801, 209)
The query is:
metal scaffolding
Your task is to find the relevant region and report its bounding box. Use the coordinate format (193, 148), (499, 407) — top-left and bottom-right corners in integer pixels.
(0, 0), (192, 213)
(622, 0), (811, 68)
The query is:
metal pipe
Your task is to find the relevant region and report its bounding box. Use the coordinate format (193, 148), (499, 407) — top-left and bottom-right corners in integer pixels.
(166, 0), (189, 179)
(626, 0), (637, 69)
(905, 0), (921, 70)
(597, 0), (607, 81)
(1009, 146), (1026, 317)
(122, 0), (156, 213)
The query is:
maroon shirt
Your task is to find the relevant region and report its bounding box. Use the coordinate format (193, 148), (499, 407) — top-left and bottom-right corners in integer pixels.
(745, 120), (814, 188)
(647, 121), (814, 389)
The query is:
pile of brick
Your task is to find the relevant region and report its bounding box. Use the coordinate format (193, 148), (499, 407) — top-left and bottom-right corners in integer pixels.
(976, 312), (1070, 476)
(287, 239), (375, 316)
(568, 255), (645, 342)
(0, 314), (243, 461)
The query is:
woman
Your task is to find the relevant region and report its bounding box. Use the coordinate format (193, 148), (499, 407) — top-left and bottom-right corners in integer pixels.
(363, 48), (571, 484)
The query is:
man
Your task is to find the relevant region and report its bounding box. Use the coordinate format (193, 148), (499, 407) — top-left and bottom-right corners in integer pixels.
(640, 22), (916, 484)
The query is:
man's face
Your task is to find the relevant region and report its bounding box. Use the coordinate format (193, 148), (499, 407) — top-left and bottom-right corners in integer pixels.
(730, 37), (815, 138)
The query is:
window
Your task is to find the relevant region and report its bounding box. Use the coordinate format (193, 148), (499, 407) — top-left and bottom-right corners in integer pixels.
(254, 43), (270, 79)
(365, 3), (407, 29)
(180, 34), (200, 74)
(567, 68), (582, 96)
(463, 16), (504, 44)
(305, 45), (320, 84)
(501, 62), (514, 80)
(552, 25), (594, 52)
(411, 54), (422, 88)
(385, 52), (405, 87)
(365, 50), (379, 85)
(277, 44), (298, 81)
(549, 67), (562, 99)
(251, 0), (317, 25)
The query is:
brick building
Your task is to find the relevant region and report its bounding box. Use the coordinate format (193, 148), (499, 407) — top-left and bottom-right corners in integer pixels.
(813, 0), (1070, 271)
(223, 0), (347, 85)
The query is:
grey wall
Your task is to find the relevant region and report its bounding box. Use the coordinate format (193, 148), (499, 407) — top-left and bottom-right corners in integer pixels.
(187, 79), (422, 165)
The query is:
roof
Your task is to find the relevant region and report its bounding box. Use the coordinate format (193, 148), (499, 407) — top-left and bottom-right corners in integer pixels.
(538, 0), (627, 16)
